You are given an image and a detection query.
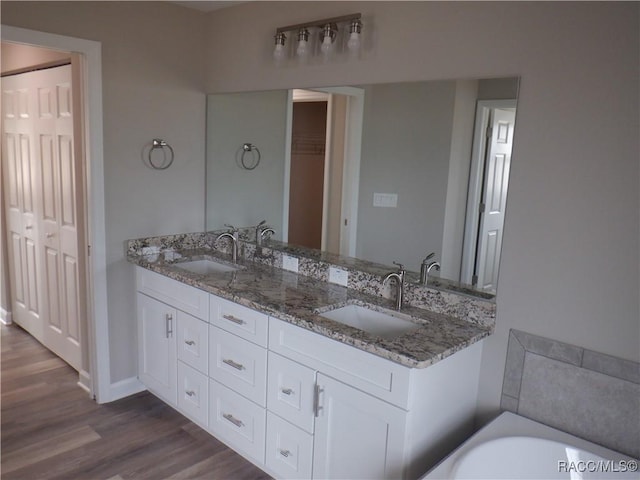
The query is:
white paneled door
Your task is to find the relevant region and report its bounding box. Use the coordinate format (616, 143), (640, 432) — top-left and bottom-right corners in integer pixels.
(475, 107), (516, 293)
(2, 64), (84, 371)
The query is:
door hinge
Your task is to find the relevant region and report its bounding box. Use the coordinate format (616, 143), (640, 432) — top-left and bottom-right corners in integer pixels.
(486, 126), (493, 138)
(87, 245), (91, 256)
(344, 219), (348, 226)
(472, 274), (478, 286)
(479, 202), (486, 213)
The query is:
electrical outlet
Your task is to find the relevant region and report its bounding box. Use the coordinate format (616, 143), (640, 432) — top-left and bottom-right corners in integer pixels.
(329, 267), (348, 286)
(282, 254), (299, 273)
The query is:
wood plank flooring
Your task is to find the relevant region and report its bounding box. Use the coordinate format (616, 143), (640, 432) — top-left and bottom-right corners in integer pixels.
(1, 324), (272, 480)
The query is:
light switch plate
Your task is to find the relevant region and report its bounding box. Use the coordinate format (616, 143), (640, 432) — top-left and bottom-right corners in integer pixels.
(329, 267), (348, 286)
(282, 254), (299, 273)
(373, 193), (398, 208)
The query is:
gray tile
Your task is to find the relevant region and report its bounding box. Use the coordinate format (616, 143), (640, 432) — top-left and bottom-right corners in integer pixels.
(502, 330), (526, 398)
(582, 349), (640, 384)
(518, 353), (640, 458)
(500, 394), (519, 413)
(513, 329), (583, 366)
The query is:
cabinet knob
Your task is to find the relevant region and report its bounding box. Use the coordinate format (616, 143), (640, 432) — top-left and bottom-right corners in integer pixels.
(185, 390), (195, 397)
(281, 388), (293, 396)
(279, 449), (291, 458)
(184, 340), (195, 346)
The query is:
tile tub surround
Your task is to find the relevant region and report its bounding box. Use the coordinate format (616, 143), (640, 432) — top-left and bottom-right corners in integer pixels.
(127, 231), (495, 326)
(501, 329), (640, 458)
(126, 234), (494, 369)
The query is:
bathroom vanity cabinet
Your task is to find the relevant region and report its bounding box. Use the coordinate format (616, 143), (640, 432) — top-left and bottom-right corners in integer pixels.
(135, 267), (484, 479)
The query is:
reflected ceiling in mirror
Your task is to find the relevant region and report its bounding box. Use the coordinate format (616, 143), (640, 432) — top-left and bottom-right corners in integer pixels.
(206, 76), (519, 294)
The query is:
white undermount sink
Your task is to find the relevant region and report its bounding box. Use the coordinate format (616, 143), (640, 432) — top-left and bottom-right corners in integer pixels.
(176, 259), (241, 275)
(318, 303), (421, 340)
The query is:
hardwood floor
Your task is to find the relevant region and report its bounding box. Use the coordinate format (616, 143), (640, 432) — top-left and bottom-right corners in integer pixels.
(1, 324), (272, 480)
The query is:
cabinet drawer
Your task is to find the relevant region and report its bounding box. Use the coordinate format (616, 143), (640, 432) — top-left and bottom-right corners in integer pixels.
(210, 326), (267, 406)
(210, 295), (268, 347)
(209, 379), (266, 465)
(267, 352), (316, 433)
(266, 412), (313, 480)
(269, 318), (412, 409)
(137, 267), (209, 321)
(177, 361), (209, 428)
(177, 312), (208, 374)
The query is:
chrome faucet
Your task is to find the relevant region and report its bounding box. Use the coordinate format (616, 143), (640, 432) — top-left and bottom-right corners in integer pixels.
(383, 262), (406, 311)
(255, 220), (275, 247)
(420, 252), (441, 285)
(215, 225), (239, 263)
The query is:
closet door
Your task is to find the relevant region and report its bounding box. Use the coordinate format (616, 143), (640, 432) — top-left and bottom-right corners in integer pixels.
(2, 64), (84, 371)
(2, 70), (44, 341)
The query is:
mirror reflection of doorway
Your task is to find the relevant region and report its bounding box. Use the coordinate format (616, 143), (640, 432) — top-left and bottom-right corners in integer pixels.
(288, 98), (328, 250)
(287, 90), (351, 254)
(461, 100), (517, 293)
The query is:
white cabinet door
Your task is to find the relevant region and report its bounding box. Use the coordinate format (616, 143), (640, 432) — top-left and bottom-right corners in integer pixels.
(313, 374), (407, 480)
(137, 292), (177, 406)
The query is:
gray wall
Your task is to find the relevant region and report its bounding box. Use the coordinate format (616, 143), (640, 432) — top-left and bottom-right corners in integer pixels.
(2, 1), (208, 383)
(206, 90), (288, 235)
(203, 1), (639, 423)
(357, 81), (455, 268)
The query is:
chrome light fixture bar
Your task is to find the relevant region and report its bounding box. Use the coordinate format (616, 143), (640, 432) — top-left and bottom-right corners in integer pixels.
(273, 13), (363, 64)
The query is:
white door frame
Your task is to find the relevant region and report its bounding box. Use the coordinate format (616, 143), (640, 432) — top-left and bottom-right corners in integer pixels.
(461, 99), (516, 286)
(282, 86), (364, 257)
(1, 25), (110, 402)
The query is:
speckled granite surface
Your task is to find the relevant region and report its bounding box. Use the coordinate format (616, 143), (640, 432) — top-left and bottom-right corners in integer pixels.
(127, 233), (495, 369)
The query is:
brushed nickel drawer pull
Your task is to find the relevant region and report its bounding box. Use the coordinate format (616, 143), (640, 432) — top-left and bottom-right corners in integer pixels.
(222, 358), (245, 371)
(279, 449), (291, 458)
(185, 390), (195, 397)
(184, 339), (196, 346)
(222, 314), (245, 325)
(223, 413), (244, 428)
(281, 388), (293, 395)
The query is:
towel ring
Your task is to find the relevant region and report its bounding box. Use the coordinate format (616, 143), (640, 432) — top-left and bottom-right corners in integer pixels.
(148, 139), (174, 170)
(240, 143), (261, 170)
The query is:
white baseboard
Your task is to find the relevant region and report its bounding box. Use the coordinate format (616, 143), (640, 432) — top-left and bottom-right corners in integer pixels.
(77, 369), (92, 395)
(1, 308), (12, 325)
(104, 376), (146, 403)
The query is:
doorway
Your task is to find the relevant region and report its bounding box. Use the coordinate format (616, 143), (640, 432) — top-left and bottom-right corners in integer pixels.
(1, 25), (109, 402)
(2, 43), (87, 380)
(283, 87), (364, 257)
(461, 100), (517, 292)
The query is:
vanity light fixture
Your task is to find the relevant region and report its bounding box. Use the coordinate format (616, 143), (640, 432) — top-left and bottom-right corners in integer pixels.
(296, 27), (310, 59)
(273, 32), (287, 64)
(273, 13), (363, 65)
(347, 18), (362, 54)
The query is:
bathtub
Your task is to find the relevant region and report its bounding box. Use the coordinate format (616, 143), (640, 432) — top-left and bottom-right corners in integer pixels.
(423, 412), (638, 479)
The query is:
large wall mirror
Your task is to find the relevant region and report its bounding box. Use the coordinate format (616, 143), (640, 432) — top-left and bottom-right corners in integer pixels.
(206, 76), (519, 294)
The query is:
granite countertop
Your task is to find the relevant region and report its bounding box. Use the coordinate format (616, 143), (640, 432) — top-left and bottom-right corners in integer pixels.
(128, 248), (493, 369)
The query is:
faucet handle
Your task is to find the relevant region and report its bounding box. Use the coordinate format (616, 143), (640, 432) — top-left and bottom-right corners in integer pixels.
(392, 261), (405, 272)
(224, 223), (238, 232)
(256, 220), (266, 228)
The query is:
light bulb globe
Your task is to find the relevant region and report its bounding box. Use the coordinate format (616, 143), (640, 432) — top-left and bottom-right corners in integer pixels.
(347, 32), (361, 53)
